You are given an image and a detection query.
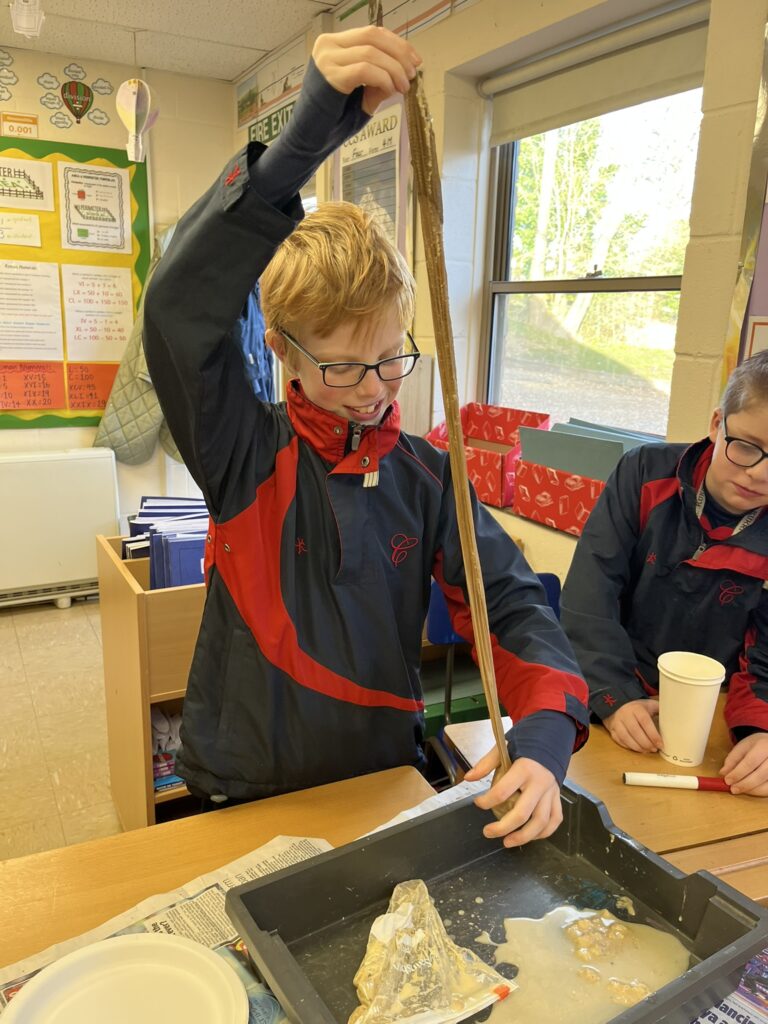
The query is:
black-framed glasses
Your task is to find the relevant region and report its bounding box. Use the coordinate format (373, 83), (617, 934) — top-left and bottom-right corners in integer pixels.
(723, 416), (768, 468)
(279, 328), (420, 388)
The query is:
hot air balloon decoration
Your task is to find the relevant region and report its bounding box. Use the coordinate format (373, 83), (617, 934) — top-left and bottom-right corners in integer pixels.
(60, 80), (93, 123)
(116, 79), (158, 162)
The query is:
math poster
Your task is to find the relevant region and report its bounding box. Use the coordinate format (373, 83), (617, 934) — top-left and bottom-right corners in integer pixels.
(0, 137), (149, 428)
(57, 163), (132, 254)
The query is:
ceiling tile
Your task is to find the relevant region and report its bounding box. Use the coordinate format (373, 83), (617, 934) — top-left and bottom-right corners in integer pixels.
(136, 31), (268, 81)
(0, 9), (137, 66)
(24, 0), (344, 59)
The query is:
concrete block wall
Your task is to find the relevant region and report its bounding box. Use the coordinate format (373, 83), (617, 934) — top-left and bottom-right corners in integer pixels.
(667, 0), (768, 440)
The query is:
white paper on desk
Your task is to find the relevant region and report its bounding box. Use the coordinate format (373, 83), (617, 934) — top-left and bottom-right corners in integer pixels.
(0, 835), (330, 1018)
(362, 779), (490, 837)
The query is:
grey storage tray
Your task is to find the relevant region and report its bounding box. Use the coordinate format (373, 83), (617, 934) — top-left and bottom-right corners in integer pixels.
(226, 782), (768, 1024)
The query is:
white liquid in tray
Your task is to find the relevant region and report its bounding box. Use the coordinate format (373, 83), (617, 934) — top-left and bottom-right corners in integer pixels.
(485, 906), (690, 1024)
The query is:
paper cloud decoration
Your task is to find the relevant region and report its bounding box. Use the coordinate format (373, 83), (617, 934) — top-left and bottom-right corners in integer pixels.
(87, 108), (110, 126)
(116, 78), (158, 162)
(63, 62), (86, 80)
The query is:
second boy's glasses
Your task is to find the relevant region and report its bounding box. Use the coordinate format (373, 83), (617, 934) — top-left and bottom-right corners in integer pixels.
(279, 328), (420, 388)
(723, 416), (768, 468)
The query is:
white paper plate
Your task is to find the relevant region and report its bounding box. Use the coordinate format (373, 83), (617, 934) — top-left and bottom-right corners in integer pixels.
(3, 933), (249, 1023)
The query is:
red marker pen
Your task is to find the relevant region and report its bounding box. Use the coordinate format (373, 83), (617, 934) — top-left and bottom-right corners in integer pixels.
(623, 772), (731, 792)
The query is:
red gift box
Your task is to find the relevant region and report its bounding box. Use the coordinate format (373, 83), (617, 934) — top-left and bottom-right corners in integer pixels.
(512, 460), (605, 536)
(425, 403), (550, 507)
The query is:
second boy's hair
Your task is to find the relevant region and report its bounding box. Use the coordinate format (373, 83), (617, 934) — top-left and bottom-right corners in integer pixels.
(722, 349), (768, 417)
(260, 201), (415, 339)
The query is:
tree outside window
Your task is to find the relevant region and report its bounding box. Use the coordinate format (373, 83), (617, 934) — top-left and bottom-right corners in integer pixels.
(488, 89), (702, 435)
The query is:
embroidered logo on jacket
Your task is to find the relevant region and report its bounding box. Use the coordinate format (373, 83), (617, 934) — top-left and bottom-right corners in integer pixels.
(603, 694), (617, 707)
(390, 534), (418, 566)
(225, 163), (241, 186)
(295, 538), (307, 556)
(719, 579), (744, 606)
(646, 552), (657, 565)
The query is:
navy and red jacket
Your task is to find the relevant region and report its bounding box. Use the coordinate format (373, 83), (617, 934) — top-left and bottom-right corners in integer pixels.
(142, 145), (589, 801)
(561, 439), (768, 736)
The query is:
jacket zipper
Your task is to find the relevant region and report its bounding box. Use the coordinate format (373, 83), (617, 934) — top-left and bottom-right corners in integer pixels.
(349, 423), (363, 452)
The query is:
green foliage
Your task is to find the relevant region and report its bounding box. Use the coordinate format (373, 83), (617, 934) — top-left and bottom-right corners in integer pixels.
(505, 114), (689, 384)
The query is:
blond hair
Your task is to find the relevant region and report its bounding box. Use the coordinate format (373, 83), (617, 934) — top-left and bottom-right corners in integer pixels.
(721, 350), (768, 417)
(260, 201), (415, 338)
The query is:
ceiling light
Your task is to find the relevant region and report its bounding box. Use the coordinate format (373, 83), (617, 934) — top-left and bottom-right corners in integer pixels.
(9, 0), (45, 38)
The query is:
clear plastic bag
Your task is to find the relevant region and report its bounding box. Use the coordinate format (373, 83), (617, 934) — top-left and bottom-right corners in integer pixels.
(349, 879), (513, 1024)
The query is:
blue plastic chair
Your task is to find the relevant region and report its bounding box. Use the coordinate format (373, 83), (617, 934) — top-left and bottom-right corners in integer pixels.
(536, 572), (562, 620)
(426, 572), (561, 724)
(425, 572), (561, 784)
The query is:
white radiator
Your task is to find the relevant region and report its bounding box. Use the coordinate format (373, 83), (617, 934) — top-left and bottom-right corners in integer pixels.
(0, 448), (118, 608)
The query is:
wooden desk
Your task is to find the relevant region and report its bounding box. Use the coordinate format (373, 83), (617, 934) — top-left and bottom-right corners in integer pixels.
(444, 696), (768, 855)
(0, 766), (434, 968)
(665, 834), (768, 907)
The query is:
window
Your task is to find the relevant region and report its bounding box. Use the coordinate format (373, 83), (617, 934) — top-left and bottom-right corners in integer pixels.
(487, 89), (702, 435)
(300, 175), (318, 215)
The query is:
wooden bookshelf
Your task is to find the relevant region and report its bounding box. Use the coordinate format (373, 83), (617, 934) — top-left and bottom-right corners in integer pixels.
(154, 784), (191, 804)
(97, 534), (204, 830)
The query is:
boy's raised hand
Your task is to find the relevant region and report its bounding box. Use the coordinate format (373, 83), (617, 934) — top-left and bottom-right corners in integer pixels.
(464, 748), (563, 847)
(720, 733), (768, 796)
(603, 699), (662, 753)
(312, 27), (421, 115)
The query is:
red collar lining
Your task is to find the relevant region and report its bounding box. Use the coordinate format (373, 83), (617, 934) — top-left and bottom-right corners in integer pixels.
(285, 382), (400, 469)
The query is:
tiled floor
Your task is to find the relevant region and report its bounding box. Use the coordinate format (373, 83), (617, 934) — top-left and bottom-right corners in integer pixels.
(0, 598), (122, 861)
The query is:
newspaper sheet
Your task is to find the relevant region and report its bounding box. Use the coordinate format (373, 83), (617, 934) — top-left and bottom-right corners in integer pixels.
(0, 835), (330, 1018)
(689, 948), (768, 1024)
(691, 982), (768, 1024)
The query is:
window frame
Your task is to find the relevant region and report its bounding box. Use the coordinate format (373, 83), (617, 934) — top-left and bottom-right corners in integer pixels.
(484, 138), (683, 411)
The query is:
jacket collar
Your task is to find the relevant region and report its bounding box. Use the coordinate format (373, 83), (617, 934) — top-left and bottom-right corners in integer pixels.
(677, 437), (768, 548)
(285, 380), (400, 471)
(678, 437), (713, 494)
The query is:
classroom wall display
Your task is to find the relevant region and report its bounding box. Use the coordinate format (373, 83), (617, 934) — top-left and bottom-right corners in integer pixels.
(237, 38), (304, 133)
(339, 103), (401, 247)
(0, 135), (149, 428)
(333, 97), (409, 257)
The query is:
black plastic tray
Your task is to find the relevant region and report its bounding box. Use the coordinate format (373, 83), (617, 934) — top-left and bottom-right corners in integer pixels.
(225, 782), (768, 1023)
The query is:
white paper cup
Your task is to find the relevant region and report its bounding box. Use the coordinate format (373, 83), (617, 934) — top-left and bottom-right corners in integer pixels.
(657, 652), (725, 767)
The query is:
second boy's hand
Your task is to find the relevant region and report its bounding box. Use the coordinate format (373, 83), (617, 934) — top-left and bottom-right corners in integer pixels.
(604, 699), (662, 753)
(312, 26), (422, 115)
